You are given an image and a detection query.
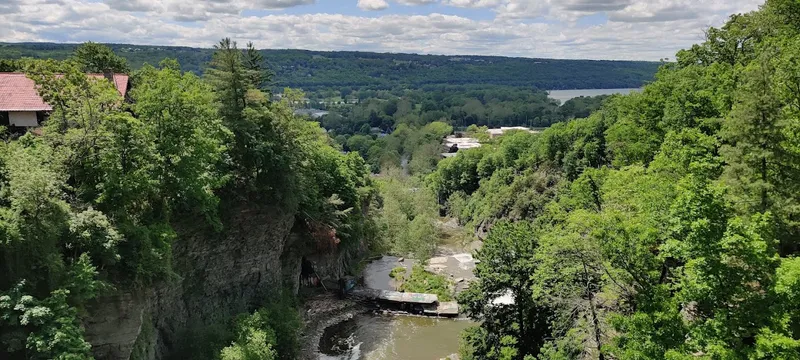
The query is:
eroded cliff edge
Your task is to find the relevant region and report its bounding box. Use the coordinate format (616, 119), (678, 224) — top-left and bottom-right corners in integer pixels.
(82, 204), (301, 360)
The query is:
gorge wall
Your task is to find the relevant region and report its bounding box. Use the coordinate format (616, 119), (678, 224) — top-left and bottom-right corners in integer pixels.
(82, 204), (302, 360)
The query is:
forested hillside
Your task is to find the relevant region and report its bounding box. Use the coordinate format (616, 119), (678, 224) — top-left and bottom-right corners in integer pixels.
(3, 0), (800, 359)
(0, 41), (375, 360)
(431, 0), (800, 358)
(323, 87), (606, 132)
(321, 88), (607, 174)
(0, 43), (659, 91)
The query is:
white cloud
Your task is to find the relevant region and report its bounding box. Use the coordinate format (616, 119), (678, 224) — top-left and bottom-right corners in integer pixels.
(103, 0), (161, 12)
(394, 0), (438, 5)
(103, 0), (315, 19)
(443, 0), (502, 8)
(607, 0), (760, 23)
(493, 0), (762, 22)
(359, 0), (390, 11)
(251, 0), (316, 9)
(561, 0), (633, 12)
(494, 1), (551, 19)
(0, 0), (766, 61)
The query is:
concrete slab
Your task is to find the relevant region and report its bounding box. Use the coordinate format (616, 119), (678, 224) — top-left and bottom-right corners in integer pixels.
(428, 257), (449, 264)
(424, 301), (459, 316)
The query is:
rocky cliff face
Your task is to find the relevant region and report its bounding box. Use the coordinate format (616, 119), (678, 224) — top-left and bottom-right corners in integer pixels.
(83, 205), (298, 360)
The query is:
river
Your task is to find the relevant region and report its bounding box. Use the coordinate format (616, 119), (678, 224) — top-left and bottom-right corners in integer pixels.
(318, 314), (474, 360)
(547, 88), (641, 103)
(315, 256), (476, 360)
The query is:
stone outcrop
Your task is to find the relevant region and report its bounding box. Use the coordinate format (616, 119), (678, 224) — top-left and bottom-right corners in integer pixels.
(83, 205), (298, 360)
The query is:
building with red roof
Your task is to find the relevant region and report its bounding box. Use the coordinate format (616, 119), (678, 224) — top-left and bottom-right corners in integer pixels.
(0, 72), (129, 129)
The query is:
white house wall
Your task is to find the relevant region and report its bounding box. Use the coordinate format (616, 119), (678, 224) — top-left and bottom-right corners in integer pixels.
(9, 111), (38, 127)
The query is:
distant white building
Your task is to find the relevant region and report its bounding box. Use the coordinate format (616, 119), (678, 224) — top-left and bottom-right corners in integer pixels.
(444, 136), (481, 150)
(293, 108), (329, 119)
(487, 126), (539, 138)
(442, 136), (481, 158)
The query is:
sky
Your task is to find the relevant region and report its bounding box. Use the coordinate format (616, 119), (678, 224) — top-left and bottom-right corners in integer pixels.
(0, 0), (765, 60)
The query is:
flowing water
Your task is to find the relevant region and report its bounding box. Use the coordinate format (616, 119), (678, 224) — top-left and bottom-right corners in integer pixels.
(316, 256), (476, 359)
(362, 255), (415, 291)
(318, 314), (474, 360)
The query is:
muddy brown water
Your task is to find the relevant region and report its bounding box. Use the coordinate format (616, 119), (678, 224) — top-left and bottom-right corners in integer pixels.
(316, 256), (476, 360)
(318, 314), (474, 360)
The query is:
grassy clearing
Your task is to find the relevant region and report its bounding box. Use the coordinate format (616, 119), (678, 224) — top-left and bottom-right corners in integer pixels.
(393, 265), (454, 301)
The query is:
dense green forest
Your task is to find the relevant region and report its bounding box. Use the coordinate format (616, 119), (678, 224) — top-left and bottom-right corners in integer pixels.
(0, 42), (659, 91)
(425, 0), (800, 358)
(3, 0), (800, 359)
(312, 84), (608, 175)
(321, 87), (607, 172)
(0, 41), (375, 360)
(322, 87), (607, 132)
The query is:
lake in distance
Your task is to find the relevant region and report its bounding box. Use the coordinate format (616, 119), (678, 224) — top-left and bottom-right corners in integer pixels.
(547, 88), (641, 103)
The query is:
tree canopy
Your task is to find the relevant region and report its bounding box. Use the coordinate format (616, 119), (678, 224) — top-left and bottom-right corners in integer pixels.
(438, 1), (800, 358)
(0, 43), (659, 92)
(0, 41), (374, 360)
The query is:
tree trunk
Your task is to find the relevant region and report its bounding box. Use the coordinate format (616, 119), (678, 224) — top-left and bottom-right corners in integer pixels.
(582, 260), (605, 360)
(761, 155), (768, 213)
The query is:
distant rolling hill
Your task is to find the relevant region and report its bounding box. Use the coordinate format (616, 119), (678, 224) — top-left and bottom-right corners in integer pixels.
(0, 42), (660, 91)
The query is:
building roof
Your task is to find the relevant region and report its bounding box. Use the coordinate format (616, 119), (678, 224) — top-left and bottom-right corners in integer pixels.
(444, 136), (482, 150)
(293, 108), (329, 119)
(0, 73), (129, 112)
(0, 74), (50, 112)
(487, 127), (542, 137)
(90, 73), (129, 98)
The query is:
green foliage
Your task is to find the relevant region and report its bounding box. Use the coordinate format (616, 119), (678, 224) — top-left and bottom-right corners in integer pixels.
(337, 120), (452, 174)
(389, 266), (406, 280)
(409, 142), (444, 175)
(446, 2), (800, 359)
(397, 265), (453, 301)
(0, 284), (92, 360)
(429, 146), (490, 201)
(0, 43), (659, 90)
(375, 171), (440, 260)
(459, 326), (490, 360)
(458, 221), (550, 359)
(321, 87), (603, 145)
(1, 42), (376, 359)
(202, 39), (377, 254)
(206, 38), (250, 126)
(221, 296), (302, 360)
(22, 57), (223, 287)
(243, 41), (273, 90)
(465, 124), (490, 142)
(131, 59), (230, 223)
(762, 257), (800, 358)
(3, 2), (800, 358)
(445, 191), (469, 223)
(71, 42), (130, 74)
(461, 168), (561, 233)
(220, 329), (277, 360)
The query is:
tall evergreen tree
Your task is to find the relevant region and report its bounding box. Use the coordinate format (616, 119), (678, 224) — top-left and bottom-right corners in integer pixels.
(243, 41), (272, 90)
(206, 38), (249, 126)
